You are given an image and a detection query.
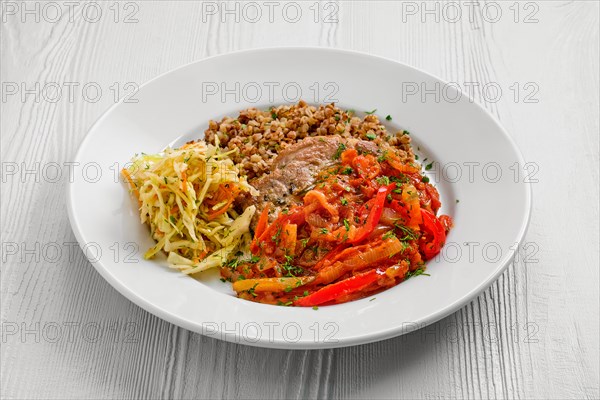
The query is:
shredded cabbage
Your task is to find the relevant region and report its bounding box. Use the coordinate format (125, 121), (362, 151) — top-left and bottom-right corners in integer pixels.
(122, 140), (257, 274)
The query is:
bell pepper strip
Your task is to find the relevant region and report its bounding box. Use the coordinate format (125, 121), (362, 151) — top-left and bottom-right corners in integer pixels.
(397, 184), (422, 228)
(316, 238), (404, 284)
(233, 277), (314, 294)
(254, 204), (271, 239)
(250, 206), (305, 254)
(348, 183), (395, 244)
(294, 269), (383, 307)
(419, 209), (446, 260)
(280, 223), (298, 256)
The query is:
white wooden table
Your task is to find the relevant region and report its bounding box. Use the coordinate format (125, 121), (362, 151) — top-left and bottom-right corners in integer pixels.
(1, 1), (599, 399)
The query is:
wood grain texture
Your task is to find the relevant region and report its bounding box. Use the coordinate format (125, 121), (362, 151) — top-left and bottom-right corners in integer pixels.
(1, 1), (598, 399)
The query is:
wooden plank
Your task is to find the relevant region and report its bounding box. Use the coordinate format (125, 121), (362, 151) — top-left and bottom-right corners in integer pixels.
(1, 1), (598, 399)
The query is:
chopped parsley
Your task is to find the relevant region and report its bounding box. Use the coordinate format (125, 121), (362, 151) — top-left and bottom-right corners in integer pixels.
(247, 283), (259, 297)
(395, 224), (419, 241)
(320, 228), (329, 235)
(272, 226), (282, 245)
(425, 161), (434, 171)
(406, 268), (430, 279)
(421, 176), (430, 183)
(403, 130), (410, 135)
(386, 115), (392, 121)
(341, 166), (354, 175)
(390, 175), (409, 185)
(377, 150), (389, 162)
(365, 109), (377, 115)
(312, 306), (319, 310)
(376, 176), (391, 185)
(282, 255), (304, 277)
(382, 231), (396, 240)
(333, 143), (347, 160)
(366, 133), (377, 140)
(341, 198), (348, 206)
(343, 219), (350, 231)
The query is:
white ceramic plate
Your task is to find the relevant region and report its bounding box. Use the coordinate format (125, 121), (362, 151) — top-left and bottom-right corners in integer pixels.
(67, 48), (531, 349)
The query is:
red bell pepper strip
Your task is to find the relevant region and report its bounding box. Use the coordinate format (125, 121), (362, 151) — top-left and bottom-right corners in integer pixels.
(294, 269), (382, 307)
(349, 183), (395, 244)
(251, 206), (305, 254)
(419, 209), (446, 260)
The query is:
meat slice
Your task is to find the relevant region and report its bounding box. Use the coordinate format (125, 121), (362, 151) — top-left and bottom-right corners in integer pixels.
(239, 136), (380, 225)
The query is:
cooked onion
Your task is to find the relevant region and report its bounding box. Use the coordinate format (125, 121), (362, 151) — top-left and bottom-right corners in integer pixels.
(380, 207), (402, 226)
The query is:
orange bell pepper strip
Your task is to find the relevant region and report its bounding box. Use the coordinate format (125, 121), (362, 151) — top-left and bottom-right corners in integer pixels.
(254, 204), (271, 238)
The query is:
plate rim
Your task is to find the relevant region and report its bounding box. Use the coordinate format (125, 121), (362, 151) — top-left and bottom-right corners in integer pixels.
(67, 46), (532, 349)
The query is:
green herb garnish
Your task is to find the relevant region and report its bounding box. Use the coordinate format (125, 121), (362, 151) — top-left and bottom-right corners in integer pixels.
(406, 268), (430, 279)
(377, 150), (389, 162)
(333, 143), (347, 160)
(382, 231), (396, 240)
(376, 176), (390, 185)
(395, 224), (419, 241)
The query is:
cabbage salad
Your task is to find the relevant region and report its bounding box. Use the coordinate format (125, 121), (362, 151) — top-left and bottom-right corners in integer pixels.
(122, 140), (257, 275)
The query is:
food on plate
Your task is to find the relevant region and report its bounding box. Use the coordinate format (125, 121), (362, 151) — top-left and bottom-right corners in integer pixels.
(204, 101), (413, 180)
(123, 101), (453, 307)
(122, 140), (257, 274)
